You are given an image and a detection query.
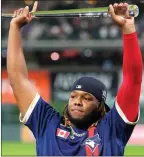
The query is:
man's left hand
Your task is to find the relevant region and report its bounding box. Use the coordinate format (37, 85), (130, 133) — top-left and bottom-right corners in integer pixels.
(108, 3), (136, 34)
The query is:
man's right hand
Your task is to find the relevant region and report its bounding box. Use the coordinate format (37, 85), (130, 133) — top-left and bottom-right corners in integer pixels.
(10, 1), (38, 28)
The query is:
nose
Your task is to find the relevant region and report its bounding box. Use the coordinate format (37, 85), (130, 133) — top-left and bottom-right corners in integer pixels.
(74, 97), (83, 106)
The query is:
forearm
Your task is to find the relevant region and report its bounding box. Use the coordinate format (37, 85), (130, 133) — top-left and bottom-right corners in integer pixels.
(7, 24), (28, 83)
(117, 32), (143, 122)
(122, 23), (136, 35)
(6, 3), (38, 115)
(122, 32), (142, 82)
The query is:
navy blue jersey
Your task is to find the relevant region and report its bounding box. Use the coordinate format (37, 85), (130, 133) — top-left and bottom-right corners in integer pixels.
(20, 93), (139, 156)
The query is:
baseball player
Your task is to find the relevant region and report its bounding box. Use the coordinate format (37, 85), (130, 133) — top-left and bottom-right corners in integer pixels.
(7, 1), (143, 156)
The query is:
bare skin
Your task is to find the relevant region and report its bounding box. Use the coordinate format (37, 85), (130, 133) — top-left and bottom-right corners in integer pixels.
(7, 1), (38, 116)
(7, 2), (136, 118)
(68, 90), (99, 119)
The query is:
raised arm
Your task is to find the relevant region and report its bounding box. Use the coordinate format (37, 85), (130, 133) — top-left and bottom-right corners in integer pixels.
(109, 3), (143, 122)
(7, 2), (38, 116)
(116, 31), (142, 122)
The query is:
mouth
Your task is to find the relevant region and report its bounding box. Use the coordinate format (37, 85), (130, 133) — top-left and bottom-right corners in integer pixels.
(72, 109), (84, 112)
(71, 109), (84, 116)
(69, 108), (85, 119)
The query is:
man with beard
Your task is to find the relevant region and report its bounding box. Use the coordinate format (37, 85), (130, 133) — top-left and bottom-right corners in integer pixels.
(7, 1), (143, 156)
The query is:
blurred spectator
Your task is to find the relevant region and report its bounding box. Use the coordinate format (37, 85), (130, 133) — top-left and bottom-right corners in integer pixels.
(1, 0), (144, 68)
(2, 0), (144, 40)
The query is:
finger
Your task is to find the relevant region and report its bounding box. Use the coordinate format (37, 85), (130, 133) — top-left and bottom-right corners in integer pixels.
(27, 12), (33, 22)
(124, 3), (128, 7)
(120, 5), (127, 13)
(28, 12), (32, 19)
(17, 8), (24, 15)
(31, 1), (38, 13)
(117, 3), (124, 12)
(118, 3), (128, 17)
(123, 3), (129, 17)
(119, 3), (124, 7)
(23, 6), (29, 17)
(113, 3), (119, 14)
(117, 3), (126, 16)
(15, 9), (20, 17)
(113, 3), (118, 8)
(13, 10), (17, 17)
(20, 10), (23, 15)
(108, 4), (115, 17)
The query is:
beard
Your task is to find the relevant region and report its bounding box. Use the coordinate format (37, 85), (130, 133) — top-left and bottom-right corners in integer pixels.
(66, 107), (101, 129)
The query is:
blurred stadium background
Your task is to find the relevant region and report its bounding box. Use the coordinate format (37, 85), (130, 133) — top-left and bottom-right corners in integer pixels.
(1, 0), (144, 156)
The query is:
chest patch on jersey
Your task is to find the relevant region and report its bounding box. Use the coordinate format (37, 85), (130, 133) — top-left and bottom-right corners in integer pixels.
(56, 128), (70, 139)
(82, 133), (101, 152)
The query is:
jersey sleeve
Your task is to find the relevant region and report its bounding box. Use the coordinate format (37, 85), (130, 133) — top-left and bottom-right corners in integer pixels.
(102, 101), (140, 146)
(99, 32), (142, 147)
(19, 92), (59, 138)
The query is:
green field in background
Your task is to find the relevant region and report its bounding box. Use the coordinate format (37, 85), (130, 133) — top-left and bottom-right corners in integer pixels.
(2, 142), (144, 156)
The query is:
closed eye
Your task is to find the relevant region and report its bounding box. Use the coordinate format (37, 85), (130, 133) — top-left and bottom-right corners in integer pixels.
(84, 97), (92, 101)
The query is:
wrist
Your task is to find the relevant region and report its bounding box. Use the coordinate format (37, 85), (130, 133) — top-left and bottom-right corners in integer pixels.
(122, 25), (136, 34)
(10, 22), (21, 30)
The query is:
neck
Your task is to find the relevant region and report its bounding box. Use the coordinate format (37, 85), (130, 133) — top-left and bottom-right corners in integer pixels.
(63, 116), (92, 130)
(65, 114), (95, 130)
